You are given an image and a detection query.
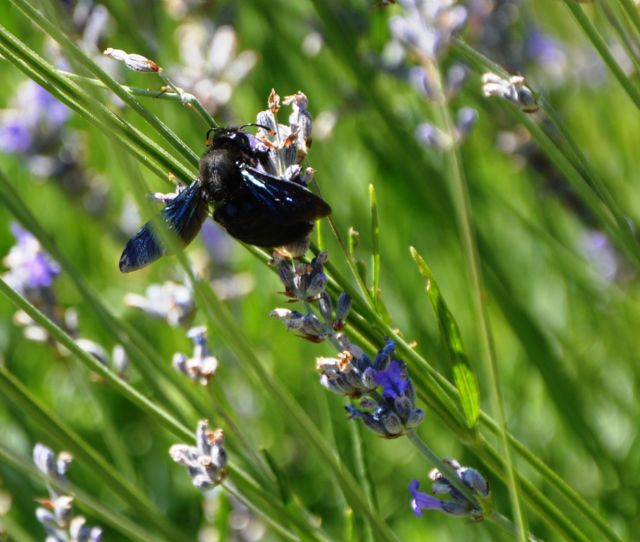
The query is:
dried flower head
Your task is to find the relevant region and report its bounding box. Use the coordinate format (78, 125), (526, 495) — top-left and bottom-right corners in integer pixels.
(33, 444), (102, 541)
(169, 420), (228, 490)
(124, 280), (195, 327)
(172, 326), (219, 385)
(482, 72), (540, 113)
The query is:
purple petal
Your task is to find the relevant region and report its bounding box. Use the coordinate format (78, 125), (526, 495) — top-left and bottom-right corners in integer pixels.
(0, 119), (33, 154)
(375, 360), (410, 399)
(409, 480), (444, 516)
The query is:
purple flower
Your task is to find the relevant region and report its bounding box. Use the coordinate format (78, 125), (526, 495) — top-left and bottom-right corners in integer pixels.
(0, 115), (33, 153)
(0, 81), (70, 157)
(409, 480), (444, 516)
(340, 340), (424, 437)
(30, 84), (70, 129)
(375, 360), (410, 400)
(3, 223), (60, 292)
(373, 339), (397, 370)
(409, 460), (490, 521)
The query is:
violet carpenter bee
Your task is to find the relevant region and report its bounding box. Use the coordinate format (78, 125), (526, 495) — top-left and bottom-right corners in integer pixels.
(119, 126), (332, 272)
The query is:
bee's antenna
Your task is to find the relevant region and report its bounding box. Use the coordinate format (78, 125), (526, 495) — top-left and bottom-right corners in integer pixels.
(239, 122), (272, 132)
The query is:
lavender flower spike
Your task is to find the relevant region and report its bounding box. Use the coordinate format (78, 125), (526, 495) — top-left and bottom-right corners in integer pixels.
(346, 340), (424, 438)
(409, 459), (491, 521)
(169, 420), (228, 491)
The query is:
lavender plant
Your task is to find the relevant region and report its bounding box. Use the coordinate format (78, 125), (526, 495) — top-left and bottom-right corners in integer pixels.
(32, 444), (103, 542)
(0, 1), (636, 541)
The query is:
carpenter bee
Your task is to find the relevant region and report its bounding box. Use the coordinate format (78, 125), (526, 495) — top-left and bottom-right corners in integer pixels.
(119, 126), (332, 272)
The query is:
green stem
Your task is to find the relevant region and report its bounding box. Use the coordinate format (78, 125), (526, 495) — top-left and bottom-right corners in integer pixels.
(430, 62), (527, 540)
(13, 0), (200, 168)
(0, 368), (190, 542)
(616, 0), (640, 39)
(563, 0), (640, 109)
(0, 444), (158, 542)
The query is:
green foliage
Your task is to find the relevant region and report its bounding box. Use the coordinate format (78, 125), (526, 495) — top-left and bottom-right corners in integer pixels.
(1, 1), (639, 541)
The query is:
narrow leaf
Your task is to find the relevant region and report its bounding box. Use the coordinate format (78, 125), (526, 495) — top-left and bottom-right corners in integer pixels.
(410, 246), (480, 427)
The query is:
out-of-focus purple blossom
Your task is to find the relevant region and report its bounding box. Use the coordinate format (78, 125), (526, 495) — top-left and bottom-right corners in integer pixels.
(0, 77), (110, 216)
(456, 106), (478, 140)
(172, 22), (257, 114)
(0, 114), (33, 153)
(527, 27), (568, 84)
(409, 459), (490, 520)
(124, 280), (195, 328)
(416, 122), (451, 151)
(2, 224), (60, 295)
(0, 81), (70, 158)
(582, 229), (619, 282)
(390, 0), (467, 61)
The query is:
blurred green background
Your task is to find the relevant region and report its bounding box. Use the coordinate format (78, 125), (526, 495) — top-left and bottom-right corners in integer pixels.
(1, 0), (639, 540)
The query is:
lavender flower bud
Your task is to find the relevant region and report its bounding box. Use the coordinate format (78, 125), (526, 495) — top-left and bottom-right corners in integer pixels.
(170, 420), (227, 491)
(103, 48), (160, 72)
(306, 272), (327, 298)
(335, 293), (352, 324)
(416, 122), (451, 151)
(456, 107), (477, 140)
(317, 292), (333, 321)
(409, 460), (490, 520)
(482, 73), (539, 113)
(446, 64), (468, 97)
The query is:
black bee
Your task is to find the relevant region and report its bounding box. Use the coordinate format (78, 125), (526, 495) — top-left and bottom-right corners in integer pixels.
(119, 127), (332, 272)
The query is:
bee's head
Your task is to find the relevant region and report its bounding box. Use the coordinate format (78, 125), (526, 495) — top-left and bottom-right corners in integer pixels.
(205, 125), (272, 162)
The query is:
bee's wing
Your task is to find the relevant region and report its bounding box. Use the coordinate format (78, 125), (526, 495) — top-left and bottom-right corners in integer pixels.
(239, 166), (331, 224)
(119, 181), (208, 272)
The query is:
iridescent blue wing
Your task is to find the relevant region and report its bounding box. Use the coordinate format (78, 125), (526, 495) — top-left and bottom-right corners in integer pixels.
(211, 165), (331, 247)
(119, 181), (208, 272)
(239, 165), (331, 224)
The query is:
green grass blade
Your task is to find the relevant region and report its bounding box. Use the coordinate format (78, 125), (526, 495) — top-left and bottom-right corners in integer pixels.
(410, 246), (480, 428)
(562, 0), (640, 109)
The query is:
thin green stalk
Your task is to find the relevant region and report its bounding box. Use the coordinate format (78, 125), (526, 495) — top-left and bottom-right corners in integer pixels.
(0, 279), (325, 541)
(0, 368), (190, 542)
(454, 37), (640, 269)
(0, 445), (158, 542)
(13, 0), (199, 168)
(426, 61), (527, 540)
(0, 23), (192, 184)
(615, 0), (640, 40)
(598, 2), (640, 75)
(0, 167), (289, 501)
(0, 170), (200, 426)
(57, 70), (216, 129)
(173, 260), (399, 542)
(406, 432), (541, 542)
(309, 236), (618, 541)
(474, 435), (593, 542)
(222, 483), (300, 542)
(563, 0), (640, 109)
(349, 423), (376, 542)
(369, 184), (381, 313)
(517, 113), (640, 268)
(0, 278), (192, 442)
